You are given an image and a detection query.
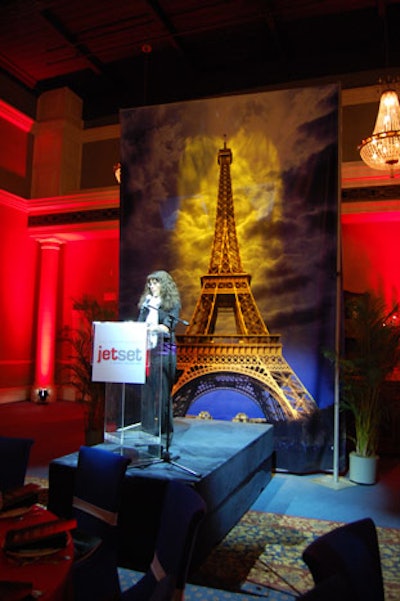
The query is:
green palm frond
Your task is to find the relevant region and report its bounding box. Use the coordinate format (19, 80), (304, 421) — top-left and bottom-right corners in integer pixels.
(339, 292), (400, 457)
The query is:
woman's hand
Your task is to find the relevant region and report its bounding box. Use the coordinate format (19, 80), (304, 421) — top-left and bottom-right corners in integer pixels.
(148, 324), (169, 334)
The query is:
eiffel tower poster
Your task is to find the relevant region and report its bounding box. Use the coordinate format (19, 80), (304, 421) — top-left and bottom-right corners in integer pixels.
(172, 139), (318, 422)
(119, 85), (340, 470)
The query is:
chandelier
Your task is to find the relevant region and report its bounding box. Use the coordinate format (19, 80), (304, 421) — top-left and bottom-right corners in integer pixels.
(113, 162), (121, 184)
(359, 89), (400, 177)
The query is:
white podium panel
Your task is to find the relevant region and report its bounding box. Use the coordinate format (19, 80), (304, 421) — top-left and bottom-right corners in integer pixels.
(92, 321), (147, 384)
(92, 322), (168, 463)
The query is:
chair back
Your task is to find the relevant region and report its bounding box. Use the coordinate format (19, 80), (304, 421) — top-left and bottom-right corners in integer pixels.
(155, 480), (206, 590)
(302, 517), (384, 601)
(72, 446), (130, 601)
(0, 435), (34, 492)
(122, 479), (206, 601)
(73, 446), (131, 541)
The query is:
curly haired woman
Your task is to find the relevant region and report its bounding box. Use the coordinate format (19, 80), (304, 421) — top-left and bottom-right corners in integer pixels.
(137, 270), (181, 444)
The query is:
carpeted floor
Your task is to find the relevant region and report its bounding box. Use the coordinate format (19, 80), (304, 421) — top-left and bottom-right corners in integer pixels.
(190, 511), (400, 600)
(118, 569), (295, 601)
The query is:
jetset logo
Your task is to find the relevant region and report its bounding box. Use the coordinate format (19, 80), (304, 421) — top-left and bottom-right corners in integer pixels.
(96, 344), (144, 363)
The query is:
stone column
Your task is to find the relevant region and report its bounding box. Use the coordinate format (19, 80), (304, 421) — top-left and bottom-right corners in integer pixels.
(32, 239), (63, 402)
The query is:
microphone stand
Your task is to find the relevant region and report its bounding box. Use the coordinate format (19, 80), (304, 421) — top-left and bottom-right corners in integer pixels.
(154, 313), (200, 477)
(136, 307), (200, 477)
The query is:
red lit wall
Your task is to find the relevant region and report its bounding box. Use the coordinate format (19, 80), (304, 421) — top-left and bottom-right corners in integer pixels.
(60, 237), (119, 327)
(0, 100), (33, 198)
(0, 120), (29, 178)
(0, 202), (37, 393)
(341, 212), (400, 309)
(55, 236), (119, 396)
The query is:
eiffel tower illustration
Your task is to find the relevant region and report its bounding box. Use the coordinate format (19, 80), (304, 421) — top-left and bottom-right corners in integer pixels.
(173, 140), (317, 421)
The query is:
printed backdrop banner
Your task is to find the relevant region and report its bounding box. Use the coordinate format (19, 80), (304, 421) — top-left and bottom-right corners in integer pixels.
(118, 84), (340, 472)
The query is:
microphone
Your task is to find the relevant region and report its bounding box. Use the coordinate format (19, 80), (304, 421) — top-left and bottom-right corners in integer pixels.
(165, 313), (189, 327)
(143, 294), (152, 308)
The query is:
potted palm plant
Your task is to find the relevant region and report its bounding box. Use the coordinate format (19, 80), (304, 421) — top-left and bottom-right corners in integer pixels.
(59, 295), (118, 445)
(341, 291), (400, 484)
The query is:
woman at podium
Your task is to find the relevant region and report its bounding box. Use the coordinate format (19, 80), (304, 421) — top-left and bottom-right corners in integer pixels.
(137, 270), (181, 442)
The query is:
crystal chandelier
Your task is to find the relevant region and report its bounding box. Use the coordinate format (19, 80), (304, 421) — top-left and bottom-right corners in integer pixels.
(359, 89), (400, 177)
(113, 162), (121, 184)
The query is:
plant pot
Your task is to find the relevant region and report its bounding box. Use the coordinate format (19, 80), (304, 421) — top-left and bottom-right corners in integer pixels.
(349, 451), (378, 485)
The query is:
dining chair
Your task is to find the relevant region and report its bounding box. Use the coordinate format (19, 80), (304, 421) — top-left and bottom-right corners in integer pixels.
(71, 445), (131, 601)
(0, 435), (34, 492)
(302, 517), (385, 601)
(121, 479), (207, 601)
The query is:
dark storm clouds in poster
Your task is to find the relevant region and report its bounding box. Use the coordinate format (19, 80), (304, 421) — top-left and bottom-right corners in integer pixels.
(119, 84), (339, 411)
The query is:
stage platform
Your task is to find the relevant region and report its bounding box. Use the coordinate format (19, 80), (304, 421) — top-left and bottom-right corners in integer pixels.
(47, 417), (274, 570)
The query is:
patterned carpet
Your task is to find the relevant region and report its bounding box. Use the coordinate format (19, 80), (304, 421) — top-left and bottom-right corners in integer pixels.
(190, 511), (400, 600)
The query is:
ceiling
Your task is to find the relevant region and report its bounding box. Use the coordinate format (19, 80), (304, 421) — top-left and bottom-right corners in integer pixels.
(1, 0), (400, 122)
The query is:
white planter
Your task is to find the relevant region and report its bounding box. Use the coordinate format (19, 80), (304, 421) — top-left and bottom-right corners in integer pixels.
(349, 451), (378, 485)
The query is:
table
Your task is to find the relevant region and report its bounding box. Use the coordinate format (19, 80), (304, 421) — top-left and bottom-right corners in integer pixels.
(0, 505), (74, 601)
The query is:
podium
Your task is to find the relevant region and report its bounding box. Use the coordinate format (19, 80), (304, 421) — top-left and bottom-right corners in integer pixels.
(92, 321), (167, 464)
